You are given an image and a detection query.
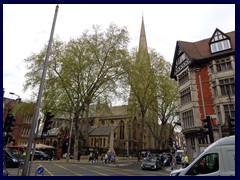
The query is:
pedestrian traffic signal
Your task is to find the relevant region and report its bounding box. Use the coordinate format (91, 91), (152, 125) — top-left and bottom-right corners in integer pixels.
(202, 116), (214, 143)
(227, 116), (235, 135)
(41, 112), (54, 139)
(4, 112), (16, 133)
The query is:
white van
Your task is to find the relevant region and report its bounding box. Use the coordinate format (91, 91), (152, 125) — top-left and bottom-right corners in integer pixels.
(170, 135), (235, 176)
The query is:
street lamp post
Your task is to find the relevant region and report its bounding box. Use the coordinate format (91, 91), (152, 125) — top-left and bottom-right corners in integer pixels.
(9, 92), (20, 117)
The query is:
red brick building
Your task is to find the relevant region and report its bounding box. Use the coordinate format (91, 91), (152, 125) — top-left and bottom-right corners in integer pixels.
(170, 28), (235, 161)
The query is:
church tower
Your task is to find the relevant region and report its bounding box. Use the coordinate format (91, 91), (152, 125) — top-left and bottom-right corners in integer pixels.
(127, 16), (158, 152)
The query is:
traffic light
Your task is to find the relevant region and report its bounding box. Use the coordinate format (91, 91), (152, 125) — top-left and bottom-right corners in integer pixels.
(227, 116), (235, 135)
(202, 116), (214, 143)
(3, 112), (16, 145)
(41, 112), (54, 139)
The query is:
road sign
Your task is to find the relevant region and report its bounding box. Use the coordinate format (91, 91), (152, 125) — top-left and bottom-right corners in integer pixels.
(36, 166), (44, 175)
(210, 114), (216, 119)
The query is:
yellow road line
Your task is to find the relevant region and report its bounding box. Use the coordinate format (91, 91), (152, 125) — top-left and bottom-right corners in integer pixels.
(54, 163), (83, 176)
(72, 164), (109, 176)
(93, 165), (134, 176)
(38, 163), (54, 176)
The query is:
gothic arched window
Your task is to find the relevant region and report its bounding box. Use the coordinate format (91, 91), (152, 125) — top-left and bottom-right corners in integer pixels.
(120, 121), (124, 139)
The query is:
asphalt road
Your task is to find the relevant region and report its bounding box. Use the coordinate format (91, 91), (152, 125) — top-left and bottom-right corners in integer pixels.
(7, 158), (173, 176)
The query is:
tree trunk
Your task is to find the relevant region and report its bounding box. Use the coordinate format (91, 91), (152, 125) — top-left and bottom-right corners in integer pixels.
(139, 110), (146, 150)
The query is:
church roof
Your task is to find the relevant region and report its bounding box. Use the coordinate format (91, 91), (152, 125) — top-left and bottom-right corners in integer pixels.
(89, 126), (111, 136)
(99, 105), (128, 118)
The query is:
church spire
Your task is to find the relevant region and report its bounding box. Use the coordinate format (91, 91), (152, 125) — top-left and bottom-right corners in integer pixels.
(139, 16), (148, 51)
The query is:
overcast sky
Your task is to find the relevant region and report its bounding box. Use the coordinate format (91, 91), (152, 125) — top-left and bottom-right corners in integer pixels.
(3, 4), (235, 102)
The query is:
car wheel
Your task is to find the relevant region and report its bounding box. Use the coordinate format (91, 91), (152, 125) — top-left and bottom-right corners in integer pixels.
(40, 157), (43, 161)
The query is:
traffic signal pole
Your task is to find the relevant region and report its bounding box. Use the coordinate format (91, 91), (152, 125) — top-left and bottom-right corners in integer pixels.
(21, 5), (59, 176)
(27, 119), (41, 176)
(198, 75), (206, 118)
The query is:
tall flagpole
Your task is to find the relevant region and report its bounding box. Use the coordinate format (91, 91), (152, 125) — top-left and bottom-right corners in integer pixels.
(22, 5), (59, 176)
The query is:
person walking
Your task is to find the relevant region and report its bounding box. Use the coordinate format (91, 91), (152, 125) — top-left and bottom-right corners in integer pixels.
(137, 152), (141, 164)
(50, 150), (54, 161)
(184, 154), (189, 167)
(100, 153), (104, 162)
(95, 151), (99, 163)
(104, 153), (108, 164)
(88, 152), (93, 163)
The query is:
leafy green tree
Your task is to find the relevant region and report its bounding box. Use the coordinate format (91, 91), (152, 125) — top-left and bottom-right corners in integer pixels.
(149, 51), (179, 150)
(23, 23), (130, 154)
(122, 47), (158, 150)
(122, 48), (179, 150)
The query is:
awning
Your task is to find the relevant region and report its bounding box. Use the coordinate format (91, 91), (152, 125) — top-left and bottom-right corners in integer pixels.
(35, 143), (55, 149)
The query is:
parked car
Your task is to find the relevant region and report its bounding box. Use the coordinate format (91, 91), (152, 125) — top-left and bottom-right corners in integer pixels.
(146, 153), (161, 158)
(34, 150), (49, 160)
(3, 161), (10, 176)
(3, 148), (23, 168)
(141, 156), (163, 170)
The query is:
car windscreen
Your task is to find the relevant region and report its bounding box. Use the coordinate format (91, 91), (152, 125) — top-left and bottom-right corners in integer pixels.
(145, 158), (157, 162)
(5, 148), (22, 159)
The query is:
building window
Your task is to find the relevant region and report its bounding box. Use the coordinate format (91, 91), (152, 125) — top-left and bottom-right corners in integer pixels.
(182, 109), (194, 129)
(212, 81), (218, 97)
(210, 40), (231, 53)
(24, 116), (32, 123)
(176, 53), (186, 66)
(94, 138), (97, 147)
(190, 137), (195, 146)
(178, 70), (189, 86)
(224, 104), (235, 118)
(209, 65), (214, 73)
(91, 138), (93, 147)
(216, 58), (232, 72)
(180, 87), (191, 105)
(21, 128), (30, 136)
(119, 121), (124, 139)
(216, 106), (222, 124)
(210, 29), (231, 54)
(219, 78), (235, 96)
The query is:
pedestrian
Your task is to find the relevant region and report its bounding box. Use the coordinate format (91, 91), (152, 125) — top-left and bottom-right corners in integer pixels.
(104, 153), (108, 164)
(50, 150), (54, 161)
(88, 152), (93, 163)
(110, 154), (115, 164)
(171, 156), (176, 170)
(100, 154), (104, 162)
(137, 152), (141, 164)
(95, 151), (99, 163)
(184, 154), (189, 167)
(108, 153), (112, 163)
(77, 151), (81, 162)
(92, 152), (96, 163)
(160, 154), (165, 169)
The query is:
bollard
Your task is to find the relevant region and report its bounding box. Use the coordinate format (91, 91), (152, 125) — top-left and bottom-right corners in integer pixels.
(17, 161), (24, 176)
